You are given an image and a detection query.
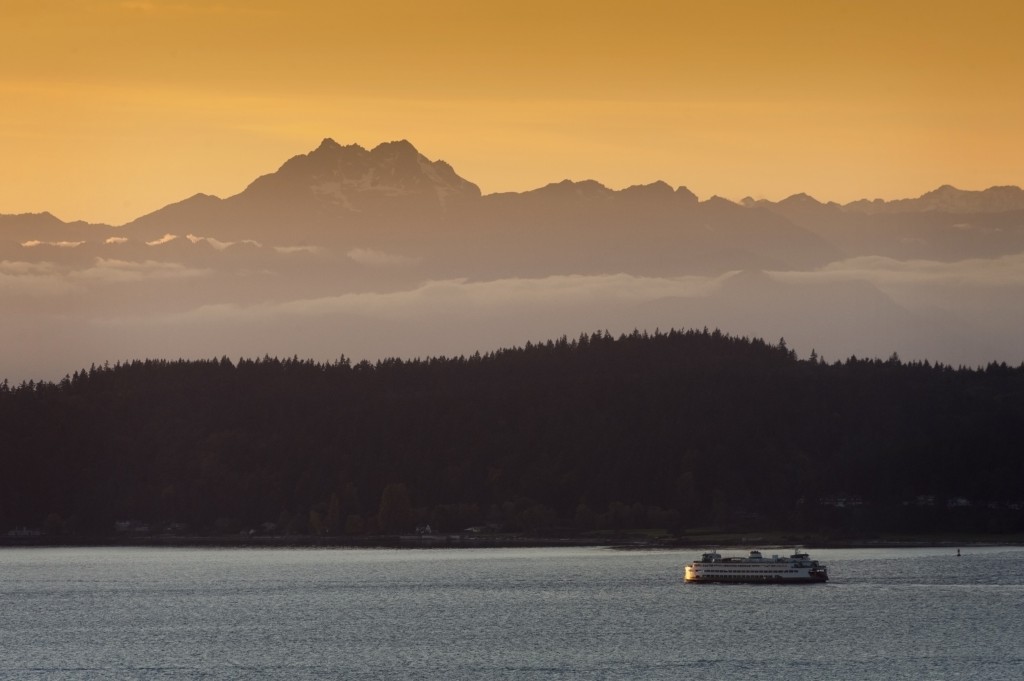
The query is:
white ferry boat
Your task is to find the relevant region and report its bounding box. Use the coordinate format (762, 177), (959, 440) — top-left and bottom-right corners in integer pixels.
(684, 549), (828, 584)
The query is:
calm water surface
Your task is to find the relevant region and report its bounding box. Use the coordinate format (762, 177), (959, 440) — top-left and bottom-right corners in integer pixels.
(1, 545), (1022, 679)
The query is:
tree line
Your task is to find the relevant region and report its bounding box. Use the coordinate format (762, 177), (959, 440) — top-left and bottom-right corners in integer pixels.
(2, 328), (1022, 539)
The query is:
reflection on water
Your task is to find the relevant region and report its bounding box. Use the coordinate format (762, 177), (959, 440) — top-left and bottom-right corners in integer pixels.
(1, 546), (1022, 680)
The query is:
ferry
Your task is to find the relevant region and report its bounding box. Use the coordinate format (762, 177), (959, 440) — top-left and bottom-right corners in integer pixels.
(684, 549), (828, 583)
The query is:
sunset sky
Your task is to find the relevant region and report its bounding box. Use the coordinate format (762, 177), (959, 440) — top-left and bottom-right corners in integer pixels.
(2, 0), (1023, 225)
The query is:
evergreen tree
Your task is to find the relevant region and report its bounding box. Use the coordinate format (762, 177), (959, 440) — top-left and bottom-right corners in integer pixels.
(377, 483), (414, 534)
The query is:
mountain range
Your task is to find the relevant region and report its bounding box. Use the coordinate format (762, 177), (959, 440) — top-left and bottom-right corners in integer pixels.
(2, 139), (1023, 381)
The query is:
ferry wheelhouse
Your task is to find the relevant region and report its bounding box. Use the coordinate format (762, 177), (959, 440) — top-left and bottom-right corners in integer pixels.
(684, 549), (828, 584)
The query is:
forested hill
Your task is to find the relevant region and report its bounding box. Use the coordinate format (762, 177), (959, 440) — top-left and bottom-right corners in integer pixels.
(3, 329), (1023, 539)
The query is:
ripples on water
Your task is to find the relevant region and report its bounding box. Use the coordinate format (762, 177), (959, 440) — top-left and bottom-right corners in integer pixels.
(1, 546), (1022, 680)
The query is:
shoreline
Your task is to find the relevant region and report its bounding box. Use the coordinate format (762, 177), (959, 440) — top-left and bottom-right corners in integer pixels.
(3, 533), (1022, 550)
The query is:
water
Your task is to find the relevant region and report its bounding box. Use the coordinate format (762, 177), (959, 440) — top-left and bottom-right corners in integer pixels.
(1, 546), (1022, 679)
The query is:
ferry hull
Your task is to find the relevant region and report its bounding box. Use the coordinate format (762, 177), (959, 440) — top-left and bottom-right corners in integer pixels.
(683, 572), (829, 584)
(683, 549), (829, 584)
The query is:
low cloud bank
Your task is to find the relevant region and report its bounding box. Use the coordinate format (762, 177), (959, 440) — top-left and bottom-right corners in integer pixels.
(2, 252), (1022, 383)
(141, 272), (732, 324)
(772, 252), (1024, 288)
(346, 248), (421, 266)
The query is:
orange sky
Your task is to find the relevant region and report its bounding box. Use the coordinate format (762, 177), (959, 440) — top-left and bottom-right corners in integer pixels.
(2, 0), (1023, 225)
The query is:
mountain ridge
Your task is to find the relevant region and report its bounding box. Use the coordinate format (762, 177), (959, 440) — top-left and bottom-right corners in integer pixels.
(2, 138), (1021, 228)
(3, 137), (1021, 276)
(4, 137), (1019, 227)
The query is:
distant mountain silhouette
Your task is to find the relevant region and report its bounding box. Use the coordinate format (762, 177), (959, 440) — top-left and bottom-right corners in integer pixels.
(0, 211), (109, 244)
(844, 185), (1024, 214)
(239, 138), (481, 212)
(2, 139), (1023, 381)
(9, 139), (835, 277)
(122, 139), (480, 248)
(4, 140), (1021, 269)
(750, 189), (1024, 261)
